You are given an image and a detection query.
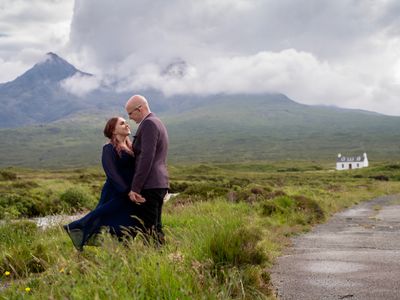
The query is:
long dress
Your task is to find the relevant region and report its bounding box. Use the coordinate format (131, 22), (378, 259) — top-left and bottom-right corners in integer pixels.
(64, 143), (142, 251)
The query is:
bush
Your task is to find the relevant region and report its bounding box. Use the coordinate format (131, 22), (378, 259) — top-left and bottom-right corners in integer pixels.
(11, 180), (39, 189)
(182, 183), (228, 199)
(228, 177), (251, 188)
(0, 190), (65, 219)
(369, 175), (389, 181)
(259, 195), (325, 225)
(226, 185), (272, 203)
(60, 187), (96, 211)
(0, 170), (17, 181)
(277, 167), (300, 172)
(293, 195), (325, 223)
(260, 200), (283, 216)
(169, 181), (190, 193)
(209, 226), (267, 267)
(384, 164), (400, 170)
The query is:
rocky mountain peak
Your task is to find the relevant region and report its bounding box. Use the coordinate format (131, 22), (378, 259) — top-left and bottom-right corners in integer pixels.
(11, 52), (90, 86)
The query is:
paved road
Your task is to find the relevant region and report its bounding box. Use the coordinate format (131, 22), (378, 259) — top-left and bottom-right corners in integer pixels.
(271, 194), (400, 300)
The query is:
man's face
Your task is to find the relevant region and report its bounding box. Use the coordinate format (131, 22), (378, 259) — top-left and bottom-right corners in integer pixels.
(126, 103), (143, 124)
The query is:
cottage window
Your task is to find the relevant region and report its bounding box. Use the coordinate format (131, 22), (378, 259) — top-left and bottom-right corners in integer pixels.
(342, 164), (344, 168)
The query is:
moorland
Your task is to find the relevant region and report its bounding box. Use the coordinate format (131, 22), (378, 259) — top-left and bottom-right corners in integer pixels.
(1, 161), (400, 299)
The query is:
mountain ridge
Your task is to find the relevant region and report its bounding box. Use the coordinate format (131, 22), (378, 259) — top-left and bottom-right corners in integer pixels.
(1, 53), (400, 167)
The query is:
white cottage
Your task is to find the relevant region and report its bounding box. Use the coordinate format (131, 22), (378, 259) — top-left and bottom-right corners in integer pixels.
(336, 153), (368, 170)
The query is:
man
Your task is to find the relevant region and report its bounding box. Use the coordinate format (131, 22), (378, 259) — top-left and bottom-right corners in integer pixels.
(125, 95), (169, 244)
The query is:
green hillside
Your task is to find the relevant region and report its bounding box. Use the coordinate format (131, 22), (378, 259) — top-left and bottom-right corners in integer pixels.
(1, 94), (400, 167)
(165, 95), (400, 162)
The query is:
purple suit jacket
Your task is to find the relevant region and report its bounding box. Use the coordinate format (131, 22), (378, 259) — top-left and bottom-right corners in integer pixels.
(131, 113), (169, 193)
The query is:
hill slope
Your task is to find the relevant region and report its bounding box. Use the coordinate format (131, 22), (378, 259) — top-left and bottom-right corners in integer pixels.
(1, 93), (399, 167)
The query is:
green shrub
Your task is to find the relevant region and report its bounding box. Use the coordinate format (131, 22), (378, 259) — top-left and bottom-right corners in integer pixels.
(10, 180), (39, 189)
(227, 185), (273, 203)
(293, 195), (325, 223)
(259, 195), (325, 225)
(209, 226), (267, 267)
(182, 183), (228, 199)
(384, 164), (400, 170)
(0, 170), (17, 181)
(266, 190), (287, 199)
(60, 187), (96, 211)
(228, 177), (251, 188)
(274, 195), (295, 209)
(277, 167), (301, 172)
(169, 181), (190, 193)
(260, 200), (282, 216)
(0, 190), (63, 219)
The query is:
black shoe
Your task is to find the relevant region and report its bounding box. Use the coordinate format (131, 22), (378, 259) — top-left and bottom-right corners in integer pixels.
(63, 224), (84, 251)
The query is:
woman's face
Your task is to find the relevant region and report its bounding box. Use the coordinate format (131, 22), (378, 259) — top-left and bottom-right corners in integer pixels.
(113, 117), (131, 137)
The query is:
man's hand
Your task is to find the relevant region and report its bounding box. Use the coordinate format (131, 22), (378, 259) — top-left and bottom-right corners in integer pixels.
(129, 191), (146, 204)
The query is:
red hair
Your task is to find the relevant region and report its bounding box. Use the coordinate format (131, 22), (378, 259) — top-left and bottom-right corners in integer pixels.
(103, 117), (133, 156)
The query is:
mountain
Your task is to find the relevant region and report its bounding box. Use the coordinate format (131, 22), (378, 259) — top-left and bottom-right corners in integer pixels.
(0, 53), (171, 128)
(1, 54), (400, 167)
(0, 52), (92, 127)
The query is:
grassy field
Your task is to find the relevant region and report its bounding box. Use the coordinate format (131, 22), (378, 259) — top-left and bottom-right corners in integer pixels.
(1, 161), (400, 299)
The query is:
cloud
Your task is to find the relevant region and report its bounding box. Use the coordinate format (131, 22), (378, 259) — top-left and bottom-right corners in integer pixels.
(123, 49), (365, 105)
(63, 0), (400, 115)
(61, 73), (101, 97)
(0, 0), (73, 82)
(0, 57), (27, 82)
(2, 0), (400, 115)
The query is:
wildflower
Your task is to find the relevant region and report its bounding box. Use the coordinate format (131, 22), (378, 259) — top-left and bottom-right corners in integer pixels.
(168, 251), (184, 263)
(59, 268), (65, 273)
(4, 271), (10, 276)
(25, 287), (31, 292)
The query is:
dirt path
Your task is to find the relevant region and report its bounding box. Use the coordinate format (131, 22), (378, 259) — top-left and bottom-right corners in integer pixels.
(271, 194), (400, 300)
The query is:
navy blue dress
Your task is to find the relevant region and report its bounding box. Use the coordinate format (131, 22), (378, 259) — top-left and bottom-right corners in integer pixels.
(64, 143), (142, 250)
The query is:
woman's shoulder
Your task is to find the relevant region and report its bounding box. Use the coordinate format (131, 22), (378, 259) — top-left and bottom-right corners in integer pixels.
(102, 143), (116, 154)
(103, 142), (113, 149)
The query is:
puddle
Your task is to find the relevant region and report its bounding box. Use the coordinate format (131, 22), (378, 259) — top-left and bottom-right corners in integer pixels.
(375, 205), (400, 221)
(33, 214), (84, 229)
(308, 277), (361, 288)
(1, 194), (179, 229)
(339, 207), (370, 217)
(306, 261), (366, 274)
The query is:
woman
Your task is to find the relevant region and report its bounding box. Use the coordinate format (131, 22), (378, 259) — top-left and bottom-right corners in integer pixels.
(63, 117), (144, 251)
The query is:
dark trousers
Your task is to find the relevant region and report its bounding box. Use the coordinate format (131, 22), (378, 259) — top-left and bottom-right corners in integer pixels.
(138, 188), (168, 244)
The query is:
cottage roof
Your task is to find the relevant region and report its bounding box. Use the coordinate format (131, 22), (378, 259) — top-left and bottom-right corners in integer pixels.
(336, 155), (366, 163)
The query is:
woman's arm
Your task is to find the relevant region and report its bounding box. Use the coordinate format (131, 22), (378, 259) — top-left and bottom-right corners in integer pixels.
(101, 144), (129, 193)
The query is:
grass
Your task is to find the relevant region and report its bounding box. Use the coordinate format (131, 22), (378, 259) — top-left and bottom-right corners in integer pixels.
(1, 161), (400, 299)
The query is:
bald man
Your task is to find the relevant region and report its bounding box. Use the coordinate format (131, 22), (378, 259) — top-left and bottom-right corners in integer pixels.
(125, 95), (169, 244)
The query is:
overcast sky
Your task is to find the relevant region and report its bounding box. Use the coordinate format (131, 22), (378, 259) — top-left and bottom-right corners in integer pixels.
(1, 0), (400, 115)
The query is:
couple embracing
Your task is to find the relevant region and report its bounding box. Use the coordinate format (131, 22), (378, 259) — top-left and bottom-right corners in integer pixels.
(64, 95), (169, 251)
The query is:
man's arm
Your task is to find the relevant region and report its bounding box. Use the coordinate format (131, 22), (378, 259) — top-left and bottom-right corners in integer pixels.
(131, 119), (159, 193)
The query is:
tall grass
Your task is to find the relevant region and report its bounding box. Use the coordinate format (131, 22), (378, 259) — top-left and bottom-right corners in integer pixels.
(0, 161), (400, 298)
(1, 201), (271, 299)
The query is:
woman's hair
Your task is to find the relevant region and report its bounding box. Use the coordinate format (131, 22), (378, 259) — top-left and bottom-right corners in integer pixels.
(103, 117), (133, 156)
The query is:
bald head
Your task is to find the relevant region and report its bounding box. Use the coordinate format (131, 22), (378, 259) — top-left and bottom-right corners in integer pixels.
(125, 95), (151, 124)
